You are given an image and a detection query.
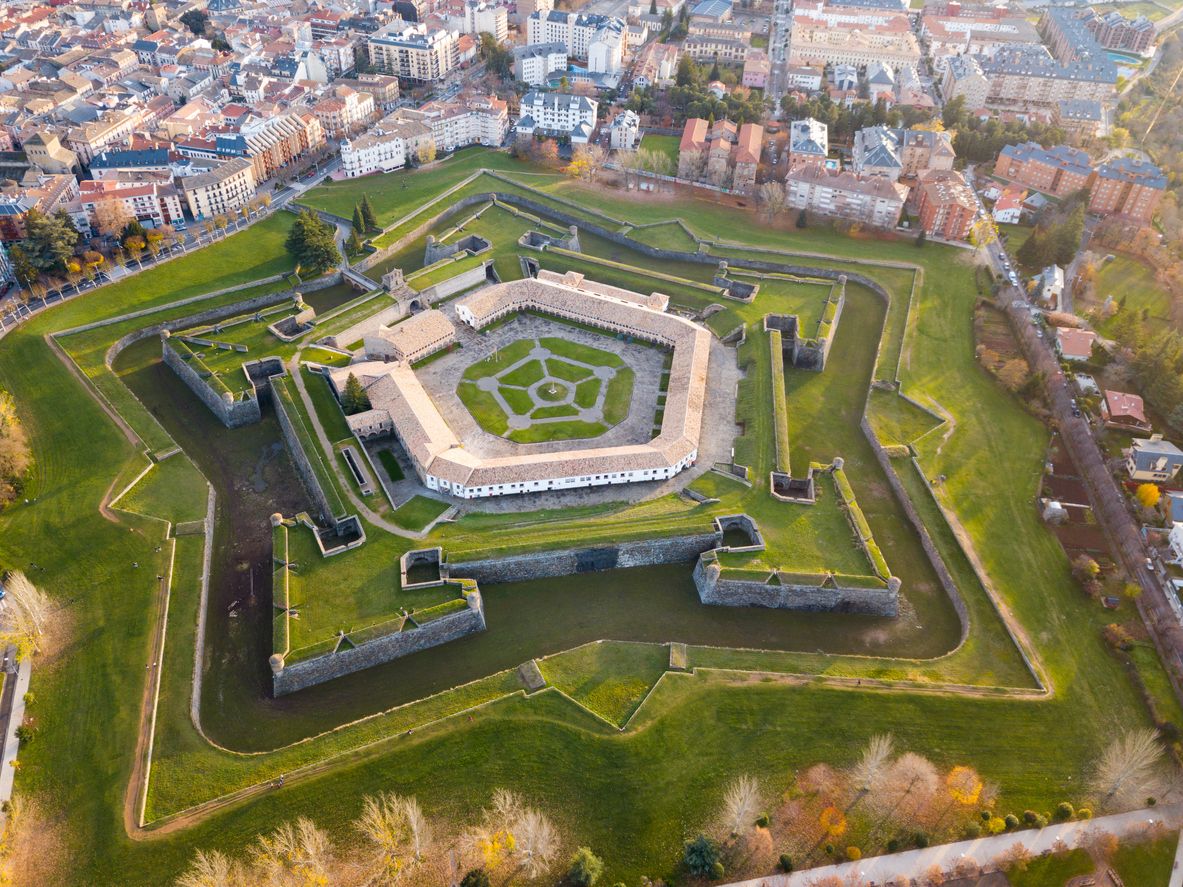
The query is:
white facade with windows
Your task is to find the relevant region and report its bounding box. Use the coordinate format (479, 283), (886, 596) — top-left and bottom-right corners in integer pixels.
(515, 91), (598, 143)
(526, 11), (625, 73)
(367, 25), (459, 82)
(514, 42), (568, 85)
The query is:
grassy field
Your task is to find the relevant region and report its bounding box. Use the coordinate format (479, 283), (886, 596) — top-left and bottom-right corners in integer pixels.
(1008, 849), (1094, 886)
(638, 134), (680, 168)
(1110, 833), (1178, 885)
(0, 149), (1172, 885)
(1090, 253), (1175, 337)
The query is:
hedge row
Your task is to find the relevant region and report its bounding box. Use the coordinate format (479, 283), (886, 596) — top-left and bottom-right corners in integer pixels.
(832, 467), (891, 580)
(768, 331), (792, 475)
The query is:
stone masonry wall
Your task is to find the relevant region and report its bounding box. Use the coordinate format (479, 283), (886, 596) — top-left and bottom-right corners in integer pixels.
(161, 338), (261, 427)
(693, 559), (898, 616)
(273, 597), (487, 695)
(416, 263), (489, 304)
(270, 373), (338, 528)
(448, 532), (722, 584)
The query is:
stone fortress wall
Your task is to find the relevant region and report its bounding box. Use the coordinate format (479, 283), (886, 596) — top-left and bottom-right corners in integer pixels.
(272, 589), (487, 696)
(269, 370), (340, 529)
(692, 557), (900, 616)
(161, 338), (262, 427)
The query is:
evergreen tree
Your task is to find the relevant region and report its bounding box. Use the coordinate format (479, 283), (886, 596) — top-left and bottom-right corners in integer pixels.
(359, 195), (377, 231)
(796, 209), (808, 229)
(21, 208), (75, 273)
(7, 244), (38, 288)
(352, 204), (365, 234)
(915, 227), (927, 247)
(649, 0), (657, 12)
(1053, 205), (1085, 267)
(346, 229), (364, 254)
(54, 208), (81, 252)
(341, 373), (370, 414)
(285, 209), (340, 276)
(121, 219), (147, 245)
(709, 58), (721, 82)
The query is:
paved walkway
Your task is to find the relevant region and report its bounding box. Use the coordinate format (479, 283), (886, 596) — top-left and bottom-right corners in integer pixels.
(724, 807), (1180, 886)
(0, 645), (31, 827)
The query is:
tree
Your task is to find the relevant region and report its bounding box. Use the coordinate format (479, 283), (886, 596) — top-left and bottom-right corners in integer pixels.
(1136, 483), (1161, 509)
(354, 792), (434, 884)
(352, 204), (365, 234)
(916, 227), (927, 247)
(54, 208), (80, 253)
(568, 848), (604, 887)
(796, 208), (808, 229)
(7, 244), (38, 288)
(342, 373), (370, 414)
(1091, 728), (1166, 812)
(175, 849), (246, 887)
(359, 195), (377, 232)
(417, 141), (437, 165)
(180, 8), (209, 35)
(997, 358), (1029, 391)
(285, 209), (340, 276)
(719, 775), (760, 836)
(121, 219), (147, 246)
(0, 572), (53, 660)
(21, 208), (77, 273)
(252, 817), (332, 884)
(93, 199), (135, 238)
(709, 59), (721, 82)
(683, 835), (720, 876)
(649, 0), (657, 12)
(460, 870), (490, 887)
(0, 391), (30, 506)
(346, 229), (364, 254)
(851, 734), (894, 802)
(757, 182), (785, 218)
(124, 235), (146, 267)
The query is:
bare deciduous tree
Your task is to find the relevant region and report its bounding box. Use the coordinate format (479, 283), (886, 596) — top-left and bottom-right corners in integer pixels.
(1090, 728), (1166, 812)
(355, 792), (434, 884)
(175, 849), (247, 887)
(251, 817), (333, 886)
(720, 775), (761, 837)
(851, 734), (894, 800)
(514, 808), (559, 878)
(757, 182), (786, 218)
(872, 752), (939, 826)
(0, 571), (54, 659)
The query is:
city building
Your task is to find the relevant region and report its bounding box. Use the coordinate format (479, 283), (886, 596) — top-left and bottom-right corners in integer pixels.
(332, 75), (401, 113)
(311, 86), (377, 138)
(979, 41), (1115, 111)
(742, 49), (771, 89)
(22, 132), (78, 175)
(1054, 99), (1106, 143)
(1101, 390), (1152, 433)
(400, 94), (509, 152)
(783, 161), (908, 228)
(609, 110), (640, 150)
(514, 43), (568, 87)
(942, 54), (990, 111)
(179, 157), (257, 220)
(1088, 156), (1166, 224)
(78, 179), (185, 230)
(368, 25), (460, 82)
(913, 169), (977, 241)
(515, 91), (599, 143)
(992, 185), (1026, 224)
(1127, 436), (1183, 483)
(527, 11), (625, 74)
(1054, 327), (1097, 362)
(788, 117), (828, 164)
(1085, 9), (1155, 54)
(852, 127), (955, 181)
(993, 142), (1094, 198)
(790, 0), (921, 68)
(341, 271), (709, 499)
(632, 41), (680, 89)
(363, 309), (456, 364)
(340, 117), (433, 178)
(677, 118), (763, 192)
(682, 35), (750, 65)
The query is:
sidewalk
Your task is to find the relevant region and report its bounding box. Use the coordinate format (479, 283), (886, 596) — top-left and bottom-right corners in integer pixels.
(723, 806), (1180, 887)
(0, 647), (31, 827)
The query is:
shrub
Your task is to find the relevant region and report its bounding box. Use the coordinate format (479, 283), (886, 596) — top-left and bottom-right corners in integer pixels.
(710, 861), (725, 880)
(683, 835), (720, 877)
(1076, 807), (1092, 819)
(460, 870), (490, 887)
(980, 809), (992, 821)
(1054, 801), (1074, 821)
(778, 854), (793, 873)
(1004, 814), (1020, 830)
(846, 847), (862, 861)
(887, 838), (900, 851)
(755, 813), (770, 829)
(963, 823), (981, 839)
(824, 843), (834, 855)
(569, 848), (604, 887)
(915, 833), (930, 848)
(1023, 810), (1038, 824)
(13, 725), (33, 744)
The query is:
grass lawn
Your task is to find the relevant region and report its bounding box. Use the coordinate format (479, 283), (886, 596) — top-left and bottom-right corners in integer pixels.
(639, 134), (680, 169)
(303, 368), (352, 443)
(507, 419), (608, 444)
(603, 368), (634, 426)
(0, 148), (1174, 887)
(1110, 833), (1178, 885)
(1091, 253), (1174, 338)
(391, 495), (451, 531)
(461, 338), (537, 380)
(376, 449), (404, 481)
(1008, 848), (1093, 886)
(866, 388), (945, 447)
(112, 454), (208, 525)
(457, 381), (510, 435)
(538, 641), (668, 727)
(539, 337), (624, 368)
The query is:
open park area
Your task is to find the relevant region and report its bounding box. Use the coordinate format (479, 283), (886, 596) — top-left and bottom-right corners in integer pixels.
(0, 147), (1180, 885)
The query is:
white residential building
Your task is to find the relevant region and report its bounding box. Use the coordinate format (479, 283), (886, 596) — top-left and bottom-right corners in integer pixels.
(368, 25), (460, 82)
(514, 42), (568, 86)
(179, 158), (257, 220)
(402, 94), (510, 151)
(340, 118), (433, 178)
(527, 11), (625, 73)
(515, 91), (598, 143)
(609, 110), (640, 150)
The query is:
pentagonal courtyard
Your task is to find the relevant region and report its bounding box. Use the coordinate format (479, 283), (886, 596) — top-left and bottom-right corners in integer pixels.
(414, 312), (669, 457)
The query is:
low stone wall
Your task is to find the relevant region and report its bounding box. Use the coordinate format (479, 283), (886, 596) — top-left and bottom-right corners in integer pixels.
(270, 373), (338, 528)
(161, 338), (261, 428)
(693, 559), (899, 616)
(273, 594), (486, 695)
(415, 262), (489, 304)
(448, 532), (722, 584)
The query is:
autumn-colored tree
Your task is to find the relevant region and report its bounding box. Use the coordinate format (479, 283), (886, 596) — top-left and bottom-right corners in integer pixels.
(818, 805), (847, 838)
(945, 766), (983, 807)
(92, 199), (136, 238)
(996, 358), (1029, 392)
(1136, 483), (1161, 508)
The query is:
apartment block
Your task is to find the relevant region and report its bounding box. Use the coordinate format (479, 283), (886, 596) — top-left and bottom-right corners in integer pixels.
(993, 142), (1093, 198)
(783, 161), (908, 228)
(913, 169), (977, 241)
(368, 25), (460, 82)
(179, 157), (257, 220)
(514, 42), (568, 86)
(515, 91), (598, 143)
(677, 118), (763, 193)
(1088, 156), (1166, 224)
